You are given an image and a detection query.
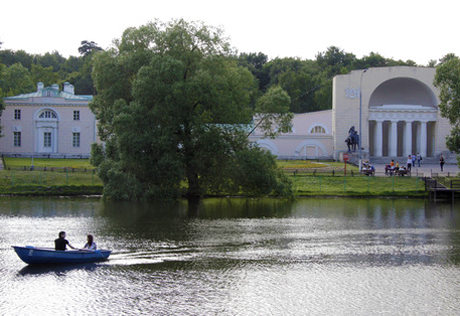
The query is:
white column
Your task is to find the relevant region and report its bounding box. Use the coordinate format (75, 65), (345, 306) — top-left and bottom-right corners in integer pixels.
(420, 121), (428, 158)
(389, 120), (398, 157)
(404, 121), (413, 157)
(374, 120), (383, 157)
(416, 122), (421, 153)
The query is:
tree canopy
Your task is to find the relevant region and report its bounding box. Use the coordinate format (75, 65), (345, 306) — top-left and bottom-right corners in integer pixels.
(434, 55), (460, 161)
(90, 19), (293, 200)
(78, 40), (103, 57)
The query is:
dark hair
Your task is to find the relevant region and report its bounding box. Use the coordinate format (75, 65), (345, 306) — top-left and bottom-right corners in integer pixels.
(87, 234), (93, 244)
(59, 231), (66, 238)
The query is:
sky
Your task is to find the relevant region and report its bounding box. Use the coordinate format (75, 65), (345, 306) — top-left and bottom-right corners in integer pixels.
(1, 0), (459, 65)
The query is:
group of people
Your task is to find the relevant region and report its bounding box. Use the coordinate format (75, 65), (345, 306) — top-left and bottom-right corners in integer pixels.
(385, 153), (422, 173)
(383, 153), (450, 175)
(385, 160), (407, 174)
(361, 161), (375, 174)
(406, 153), (423, 170)
(54, 231), (97, 251)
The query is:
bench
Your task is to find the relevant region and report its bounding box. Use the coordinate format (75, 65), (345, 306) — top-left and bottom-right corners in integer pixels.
(385, 165), (393, 175)
(395, 169), (411, 176)
(361, 169), (375, 176)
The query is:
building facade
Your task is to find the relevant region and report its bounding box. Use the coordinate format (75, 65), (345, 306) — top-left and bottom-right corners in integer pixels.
(249, 110), (333, 159)
(251, 66), (453, 162)
(1, 82), (97, 158)
(333, 67), (451, 161)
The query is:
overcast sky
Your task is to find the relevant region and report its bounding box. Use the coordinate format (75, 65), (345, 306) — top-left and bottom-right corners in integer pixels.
(1, 0), (458, 65)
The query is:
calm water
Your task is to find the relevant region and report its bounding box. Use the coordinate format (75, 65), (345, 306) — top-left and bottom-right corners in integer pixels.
(1, 197), (459, 315)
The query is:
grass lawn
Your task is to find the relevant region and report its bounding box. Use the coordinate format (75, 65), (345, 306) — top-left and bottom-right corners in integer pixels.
(0, 158), (434, 198)
(278, 160), (426, 197)
(0, 158), (102, 196)
(278, 160), (360, 176)
(3, 157), (95, 170)
(290, 174), (426, 197)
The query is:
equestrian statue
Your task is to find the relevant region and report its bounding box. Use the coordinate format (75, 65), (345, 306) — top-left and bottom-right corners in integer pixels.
(345, 126), (359, 153)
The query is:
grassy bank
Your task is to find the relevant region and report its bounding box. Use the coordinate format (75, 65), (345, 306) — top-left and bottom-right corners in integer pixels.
(0, 158), (445, 198)
(0, 157), (102, 196)
(3, 157), (95, 170)
(280, 160), (427, 197)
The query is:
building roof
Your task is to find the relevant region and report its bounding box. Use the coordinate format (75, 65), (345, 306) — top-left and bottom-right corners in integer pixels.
(3, 83), (92, 102)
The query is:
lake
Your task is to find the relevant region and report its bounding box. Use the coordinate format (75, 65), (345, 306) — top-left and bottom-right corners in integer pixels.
(1, 197), (459, 315)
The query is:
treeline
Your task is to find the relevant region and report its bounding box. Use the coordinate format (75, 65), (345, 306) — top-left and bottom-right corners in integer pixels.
(0, 40), (101, 97)
(0, 41), (427, 113)
(238, 47), (421, 113)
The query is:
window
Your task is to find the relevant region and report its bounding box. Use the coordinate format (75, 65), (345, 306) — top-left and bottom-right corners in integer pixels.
(310, 126), (326, 134)
(39, 111), (57, 119)
(73, 110), (80, 121)
(13, 132), (21, 147)
(14, 109), (21, 120)
(44, 132), (52, 147)
(72, 132), (80, 147)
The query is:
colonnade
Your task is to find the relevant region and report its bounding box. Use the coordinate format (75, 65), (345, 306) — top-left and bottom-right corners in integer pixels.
(371, 120), (430, 158)
(368, 106), (438, 158)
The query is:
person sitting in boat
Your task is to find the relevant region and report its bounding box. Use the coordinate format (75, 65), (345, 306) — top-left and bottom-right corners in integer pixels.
(83, 234), (97, 251)
(54, 231), (76, 251)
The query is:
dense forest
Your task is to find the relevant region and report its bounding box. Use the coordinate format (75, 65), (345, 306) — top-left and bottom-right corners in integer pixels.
(0, 39), (427, 114)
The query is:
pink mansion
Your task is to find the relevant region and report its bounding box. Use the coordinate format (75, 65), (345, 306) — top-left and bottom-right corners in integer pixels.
(1, 82), (97, 158)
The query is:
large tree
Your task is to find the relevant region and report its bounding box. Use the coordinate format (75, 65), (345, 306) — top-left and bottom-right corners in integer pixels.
(434, 56), (460, 164)
(90, 19), (293, 200)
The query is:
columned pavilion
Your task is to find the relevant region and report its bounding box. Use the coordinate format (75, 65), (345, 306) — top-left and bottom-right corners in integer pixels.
(368, 105), (437, 158)
(333, 67), (451, 161)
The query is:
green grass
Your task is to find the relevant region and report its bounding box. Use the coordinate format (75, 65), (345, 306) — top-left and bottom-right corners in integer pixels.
(0, 158), (102, 196)
(280, 160), (427, 197)
(277, 160), (359, 171)
(3, 157), (95, 170)
(290, 174), (426, 197)
(0, 158), (441, 198)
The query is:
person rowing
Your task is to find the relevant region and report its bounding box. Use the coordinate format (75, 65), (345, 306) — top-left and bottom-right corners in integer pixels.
(54, 231), (76, 251)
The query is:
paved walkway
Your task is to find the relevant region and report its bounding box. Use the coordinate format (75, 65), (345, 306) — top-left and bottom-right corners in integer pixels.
(371, 162), (459, 177)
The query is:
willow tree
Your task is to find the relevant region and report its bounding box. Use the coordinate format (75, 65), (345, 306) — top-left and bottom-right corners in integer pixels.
(90, 19), (293, 200)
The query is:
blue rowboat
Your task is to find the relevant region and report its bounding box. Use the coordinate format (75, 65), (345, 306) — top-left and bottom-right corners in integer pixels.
(12, 246), (111, 265)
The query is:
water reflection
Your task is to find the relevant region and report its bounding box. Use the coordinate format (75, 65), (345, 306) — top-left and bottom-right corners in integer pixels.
(17, 262), (102, 277)
(1, 197), (460, 315)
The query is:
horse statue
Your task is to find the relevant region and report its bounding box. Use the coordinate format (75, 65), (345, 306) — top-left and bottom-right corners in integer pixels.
(344, 126), (359, 153)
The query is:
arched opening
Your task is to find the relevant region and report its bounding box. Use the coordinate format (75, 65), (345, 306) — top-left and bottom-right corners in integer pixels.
(369, 77), (437, 108)
(368, 78), (438, 158)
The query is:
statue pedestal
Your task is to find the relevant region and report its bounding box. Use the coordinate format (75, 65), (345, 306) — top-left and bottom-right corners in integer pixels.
(339, 151), (369, 166)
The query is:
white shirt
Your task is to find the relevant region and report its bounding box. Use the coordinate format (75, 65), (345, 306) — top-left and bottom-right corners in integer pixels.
(84, 242), (97, 250)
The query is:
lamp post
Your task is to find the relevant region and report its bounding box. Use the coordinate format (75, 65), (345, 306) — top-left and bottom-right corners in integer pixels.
(359, 69), (367, 171)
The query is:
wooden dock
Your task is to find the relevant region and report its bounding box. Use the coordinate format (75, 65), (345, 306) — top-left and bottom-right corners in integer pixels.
(425, 177), (460, 202)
